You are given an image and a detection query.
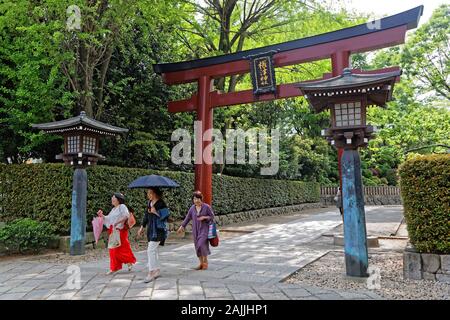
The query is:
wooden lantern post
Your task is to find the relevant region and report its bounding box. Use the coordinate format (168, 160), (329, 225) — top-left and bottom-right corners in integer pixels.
(32, 112), (128, 255)
(296, 68), (401, 277)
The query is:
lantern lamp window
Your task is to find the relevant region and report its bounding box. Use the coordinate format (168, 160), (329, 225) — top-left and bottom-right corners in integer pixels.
(83, 136), (96, 154)
(68, 136), (80, 153)
(335, 102), (362, 127)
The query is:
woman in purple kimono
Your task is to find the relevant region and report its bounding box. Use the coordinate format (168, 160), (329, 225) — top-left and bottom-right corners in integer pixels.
(177, 191), (215, 270)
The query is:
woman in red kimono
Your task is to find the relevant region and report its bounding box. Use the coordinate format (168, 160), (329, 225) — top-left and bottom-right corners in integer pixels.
(97, 192), (136, 274)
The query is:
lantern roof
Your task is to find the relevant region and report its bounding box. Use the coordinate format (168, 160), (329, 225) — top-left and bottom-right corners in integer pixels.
(296, 68), (401, 113)
(32, 112), (129, 136)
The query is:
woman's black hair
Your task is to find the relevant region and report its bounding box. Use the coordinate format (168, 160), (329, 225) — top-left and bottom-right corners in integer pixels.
(113, 192), (125, 205)
(193, 190), (203, 200)
(149, 187), (163, 198)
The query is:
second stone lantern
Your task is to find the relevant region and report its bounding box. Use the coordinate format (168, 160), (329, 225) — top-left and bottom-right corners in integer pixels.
(296, 68), (401, 277)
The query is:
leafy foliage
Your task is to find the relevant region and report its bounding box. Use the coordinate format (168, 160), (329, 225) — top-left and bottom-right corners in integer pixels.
(0, 0), (74, 162)
(401, 4), (450, 100)
(399, 154), (450, 254)
(0, 218), (57, 253)
(357, 6), (450, 186)
(0, 1), (448, 189)
(0, 0), (192, 168)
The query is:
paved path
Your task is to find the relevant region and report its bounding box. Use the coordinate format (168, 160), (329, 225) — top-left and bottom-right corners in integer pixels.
(0, 207), (398, 300)
(326, 205), (405, 237)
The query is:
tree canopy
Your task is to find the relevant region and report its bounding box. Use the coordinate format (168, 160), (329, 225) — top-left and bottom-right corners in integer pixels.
(0, 1), (448, 186)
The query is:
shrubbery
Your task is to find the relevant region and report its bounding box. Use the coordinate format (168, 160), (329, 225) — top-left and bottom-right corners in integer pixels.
(0, 164), (319, 234)
(399, 154), (450, 254)
(0, 218), (57, 253)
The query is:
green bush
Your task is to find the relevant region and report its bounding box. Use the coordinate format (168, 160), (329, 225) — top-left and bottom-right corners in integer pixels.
(399, 154), (450, 254)
(0, 218), (57, 253)
(0, 163), (319, 234)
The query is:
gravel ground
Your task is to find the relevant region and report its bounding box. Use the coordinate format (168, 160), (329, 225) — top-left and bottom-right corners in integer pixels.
(286, 250), (450, 300)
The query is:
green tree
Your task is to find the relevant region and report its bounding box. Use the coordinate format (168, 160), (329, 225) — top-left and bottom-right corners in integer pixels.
(401, 4), (449, 100)
(98, 12), (195, 169)
(0, 0), (73, 162)
(0, 0), (190, 166)
(358, 5), (450, 185)
(59, 0), (146, 118)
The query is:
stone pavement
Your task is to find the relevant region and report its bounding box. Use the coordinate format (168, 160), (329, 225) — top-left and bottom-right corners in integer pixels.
(0, 207), (393, 300)
(328, 205), (405, 237)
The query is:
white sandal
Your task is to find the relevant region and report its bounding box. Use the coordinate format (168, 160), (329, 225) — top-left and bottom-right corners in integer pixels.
(144, 270), (160, 283)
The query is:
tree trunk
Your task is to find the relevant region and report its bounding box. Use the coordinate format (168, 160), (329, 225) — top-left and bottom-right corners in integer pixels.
(95, 46), (114, 119)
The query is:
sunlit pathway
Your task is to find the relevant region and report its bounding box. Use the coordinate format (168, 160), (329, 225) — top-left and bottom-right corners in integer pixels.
(0, 208), (391, 300)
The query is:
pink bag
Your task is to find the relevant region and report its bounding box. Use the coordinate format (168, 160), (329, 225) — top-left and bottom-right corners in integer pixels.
(92, 216), (104, 244)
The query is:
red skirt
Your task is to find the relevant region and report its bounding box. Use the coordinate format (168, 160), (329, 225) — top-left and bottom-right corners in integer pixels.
(108, 226), (136, 272)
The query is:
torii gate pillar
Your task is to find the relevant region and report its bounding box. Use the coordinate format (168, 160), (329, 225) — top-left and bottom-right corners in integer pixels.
(195, 75), (214, 204)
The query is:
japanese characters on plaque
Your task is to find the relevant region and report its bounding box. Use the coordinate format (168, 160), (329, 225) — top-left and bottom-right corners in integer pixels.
(248, 51), (277, 96)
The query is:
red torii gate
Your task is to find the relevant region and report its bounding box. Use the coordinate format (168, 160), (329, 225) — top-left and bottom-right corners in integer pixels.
(153, 6), (423, 205)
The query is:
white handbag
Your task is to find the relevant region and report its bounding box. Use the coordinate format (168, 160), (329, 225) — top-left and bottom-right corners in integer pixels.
(108, 228), (121, 249)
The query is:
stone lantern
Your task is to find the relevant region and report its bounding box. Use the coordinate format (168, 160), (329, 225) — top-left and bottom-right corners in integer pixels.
(33, 111), (127, 167)
(32, 112), (128, 255)
(296, 68), (400, 277)
(298, 68), (400, 149)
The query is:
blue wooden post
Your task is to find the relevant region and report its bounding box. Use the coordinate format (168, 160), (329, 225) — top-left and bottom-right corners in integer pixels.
(341, 149), (369, 277)
(70, 168), (87, 255)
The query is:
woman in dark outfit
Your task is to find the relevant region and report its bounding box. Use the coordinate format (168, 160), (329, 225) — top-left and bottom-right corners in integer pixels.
(137, 187), (169, 283)
(334, 187), (344, 222)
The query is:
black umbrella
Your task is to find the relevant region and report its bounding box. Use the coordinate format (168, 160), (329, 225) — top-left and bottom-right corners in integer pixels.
(128, 174), (180, 189)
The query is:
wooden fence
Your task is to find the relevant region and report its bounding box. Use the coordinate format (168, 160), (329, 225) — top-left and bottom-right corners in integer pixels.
(321, 186), (401, 196)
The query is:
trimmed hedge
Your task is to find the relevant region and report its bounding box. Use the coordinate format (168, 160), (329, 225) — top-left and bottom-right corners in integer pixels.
(399, 154), (450, 254)
(0, 163), (319, 234)
(0, 218), (57, 253)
